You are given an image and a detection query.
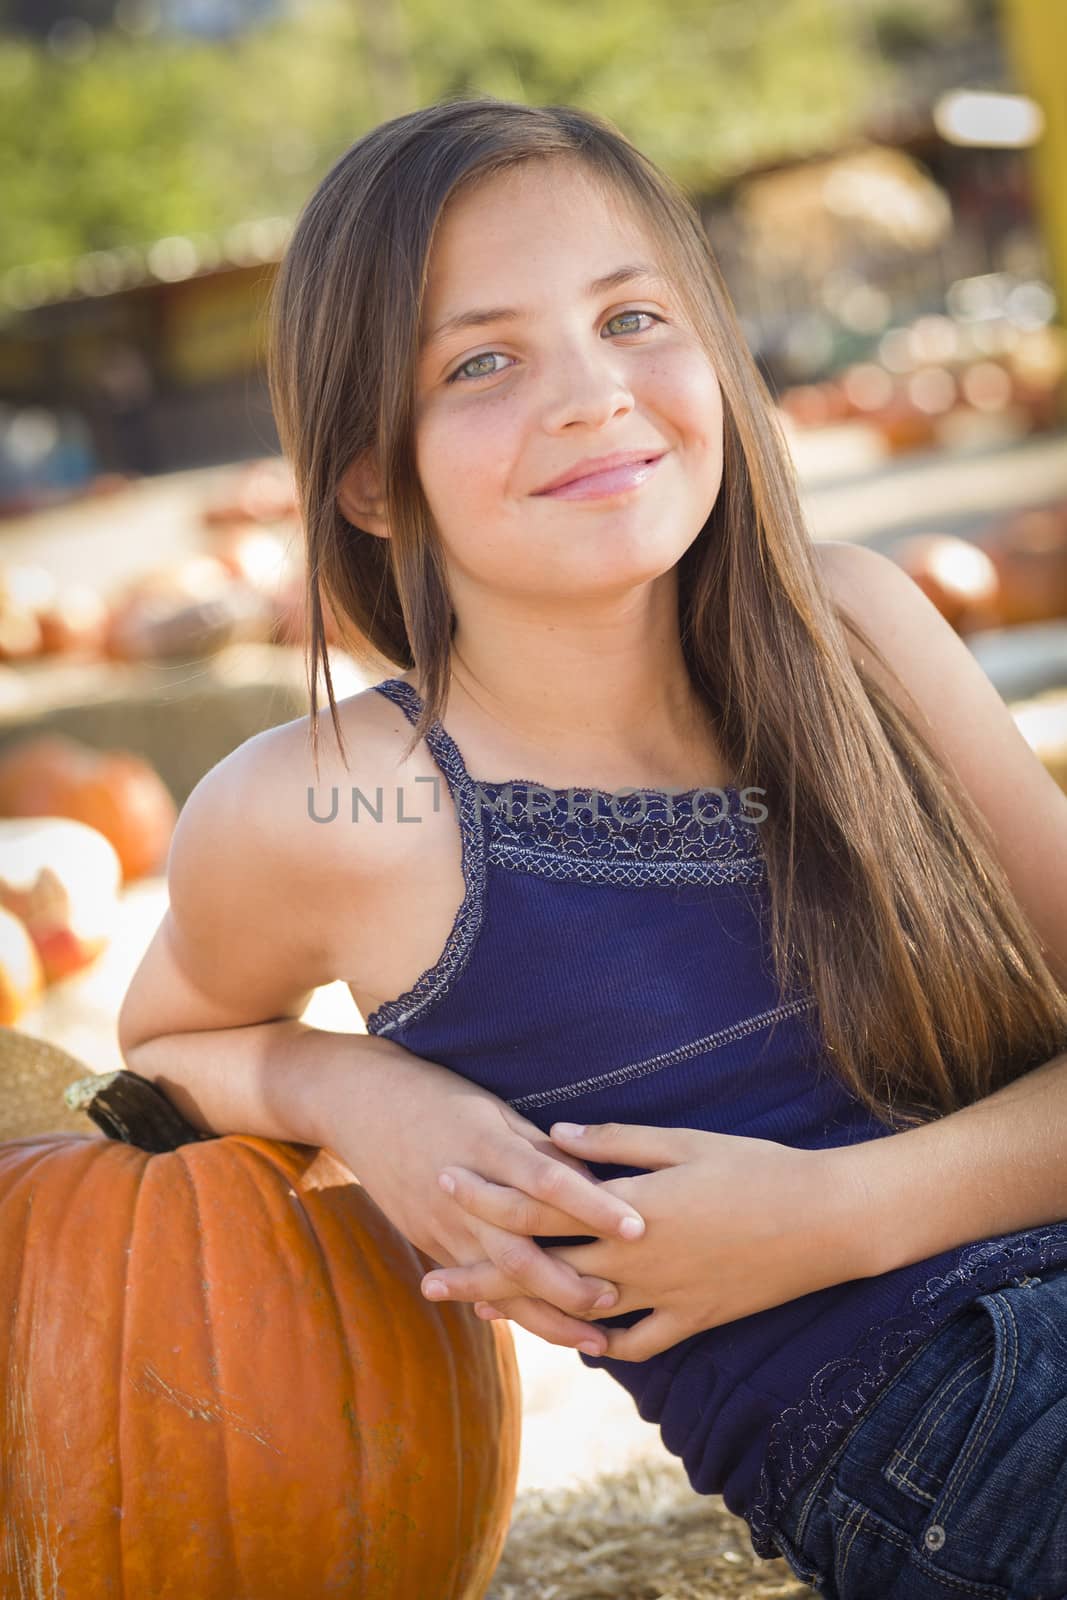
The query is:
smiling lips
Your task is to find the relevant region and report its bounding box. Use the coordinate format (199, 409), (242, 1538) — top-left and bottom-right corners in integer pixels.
(534, 451), (668, 499)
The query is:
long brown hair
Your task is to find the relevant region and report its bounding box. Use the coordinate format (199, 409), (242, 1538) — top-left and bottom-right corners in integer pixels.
(266, 94), (1067, 1130)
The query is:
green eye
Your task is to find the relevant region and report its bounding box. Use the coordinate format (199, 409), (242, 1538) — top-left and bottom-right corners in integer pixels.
(444, 310), (663, 385)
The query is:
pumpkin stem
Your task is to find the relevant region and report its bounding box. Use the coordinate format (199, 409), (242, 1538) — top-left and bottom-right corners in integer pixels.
(65, 1069), (218, 1152)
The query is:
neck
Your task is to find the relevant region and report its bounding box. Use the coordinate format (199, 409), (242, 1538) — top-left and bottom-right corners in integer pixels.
(417, 619), (724, 791)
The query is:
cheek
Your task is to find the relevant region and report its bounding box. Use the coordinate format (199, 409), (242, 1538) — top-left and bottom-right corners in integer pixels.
(676, 361), (723, 447)
(417, 404), (514, 509)
(643, 351), (722, 446)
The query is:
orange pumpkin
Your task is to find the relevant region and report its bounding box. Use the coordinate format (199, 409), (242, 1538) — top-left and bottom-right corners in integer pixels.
(65, 752), (177, 881)
(977, 507), (1067, 627)
(0, 735), (176, 881)
(0, 733), (86, 816)
(0, 1113), (522, 1597)
(890, 534), (1003, 635)
(36, 582), (110, 659)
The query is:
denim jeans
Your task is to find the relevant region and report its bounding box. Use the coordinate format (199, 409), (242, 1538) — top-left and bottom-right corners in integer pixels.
(767, 1263), (1067, 1597)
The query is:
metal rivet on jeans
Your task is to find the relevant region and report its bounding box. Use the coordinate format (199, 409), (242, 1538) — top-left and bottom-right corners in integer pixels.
(924, 1524), (946, 1551)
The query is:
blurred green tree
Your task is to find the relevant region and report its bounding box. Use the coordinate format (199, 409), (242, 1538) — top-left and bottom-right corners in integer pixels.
(0, 0), (989, 278)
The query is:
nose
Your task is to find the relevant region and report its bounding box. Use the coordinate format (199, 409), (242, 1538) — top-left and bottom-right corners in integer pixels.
(538, 338), (636, 432)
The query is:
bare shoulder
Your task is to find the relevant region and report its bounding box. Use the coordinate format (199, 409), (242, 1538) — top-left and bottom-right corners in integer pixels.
(246, 677), (446, 878)
(813, 538), (895, 631)
(118, 678), (444, 1052)
(815, 538), (931, 706)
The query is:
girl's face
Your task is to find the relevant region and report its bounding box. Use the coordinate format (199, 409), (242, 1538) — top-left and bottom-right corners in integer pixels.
(412, 159), (725, 614)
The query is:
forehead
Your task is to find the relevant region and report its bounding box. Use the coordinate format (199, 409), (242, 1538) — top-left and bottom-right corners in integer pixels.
(423, 160), (659, 294)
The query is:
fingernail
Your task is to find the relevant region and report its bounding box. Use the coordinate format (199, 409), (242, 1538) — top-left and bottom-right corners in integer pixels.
(578, 1340), (603, 1356)
(618, 1215), (645, 1239)
(593, 1291), (616, 1310)
(475, 1303), (502, 1320)
(552, 1122), (585, 1138)
(438, 1173), (455, 1195)
(423, 1281), (448, 1300)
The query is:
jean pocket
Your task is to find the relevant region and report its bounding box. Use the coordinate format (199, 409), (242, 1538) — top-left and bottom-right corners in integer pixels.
(879, 1287), (1019, 1529)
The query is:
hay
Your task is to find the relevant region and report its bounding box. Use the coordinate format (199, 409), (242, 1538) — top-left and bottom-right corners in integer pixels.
(487, 1456), (813, 1599)
(0, 1026), (107, 1140)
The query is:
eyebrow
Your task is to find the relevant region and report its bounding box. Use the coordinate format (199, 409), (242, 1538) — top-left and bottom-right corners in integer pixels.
(421, 263), (666, 351)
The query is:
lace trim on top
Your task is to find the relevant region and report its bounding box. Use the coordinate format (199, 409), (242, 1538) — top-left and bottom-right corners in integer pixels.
(746, 1224), (1067, 1559)
(366, 677), (766, 1032)
(482, 780), (765, 888)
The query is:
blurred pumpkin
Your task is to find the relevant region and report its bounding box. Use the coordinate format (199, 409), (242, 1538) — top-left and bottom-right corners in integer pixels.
(67, 751), (177, 880)
(872, 391), (940, 455)
(0, 905), (44, 1022)
(211, 524), (295, 597)
(0, 563), (52, 662)
(890, 534), (1003, 635)
(272, 566), (346, 649)
(104, 557), (255, 662)
(976, 506), (1067, 627)
(0, 1068), (522, 1599)
(201, 457), (298, 529)
(0, 735), (176, 881)
(0, 733), (86, 815)
(0, 816), (120, 983)
(37, 582), (110, 658)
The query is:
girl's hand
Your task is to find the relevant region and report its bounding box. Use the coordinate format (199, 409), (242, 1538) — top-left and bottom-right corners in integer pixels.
(420, 1122), (868, 1361)
(325, 1043), (645, 1355)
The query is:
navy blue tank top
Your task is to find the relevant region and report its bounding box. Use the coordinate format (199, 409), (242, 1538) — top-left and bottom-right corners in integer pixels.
(367, 676), (1067, 1559)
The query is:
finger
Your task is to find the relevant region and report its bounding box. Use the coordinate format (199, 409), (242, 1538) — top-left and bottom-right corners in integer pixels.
(422, 1233), (620, 1316)
(441, 1167), (625, 1265)
(473, 1295), (610, 1356)
(598, 1309), (681, 1363)
(425, 1258), (620, 1316)
(430, 1173), (620, 1313)
(549, 1121), (691, 1171)
(514, 1153), (646, 1241)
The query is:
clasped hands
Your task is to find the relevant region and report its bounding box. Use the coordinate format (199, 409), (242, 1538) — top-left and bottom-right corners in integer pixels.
(419, 1121), (872, 1362)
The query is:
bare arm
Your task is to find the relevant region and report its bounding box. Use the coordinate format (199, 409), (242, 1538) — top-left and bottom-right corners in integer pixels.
(818, 543), (1067, 1272)
(117, 723), (369, 1137)
(121, 1014), (404, 1150)
(117, 723), (645, 1354)
(837, 1047), (1067, 1278)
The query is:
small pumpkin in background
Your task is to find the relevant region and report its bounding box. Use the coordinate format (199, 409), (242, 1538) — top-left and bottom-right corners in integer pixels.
(871, 390), (940, 456)
(0, 733), (84, 815)
(36, 581), (110, 659)
(60, 750), (177, 881)
(0, 563), (51, 662)
(889, 534), (1003, 635)
(200, 457), (299, 529)
(0, 733), (176, 881)
(0, 817), (121, 983)
(976, 505), (1067, 627)
(0, 904), (44, 1022)
(0, 1049), (522, 1599)
(104, 557), (262, 663)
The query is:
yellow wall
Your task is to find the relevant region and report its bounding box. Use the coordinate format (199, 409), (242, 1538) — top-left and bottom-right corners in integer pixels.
(1000, 0), (1067, 335)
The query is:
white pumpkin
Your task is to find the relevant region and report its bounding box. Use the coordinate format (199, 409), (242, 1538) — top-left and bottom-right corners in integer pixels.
(0, 818), (121, 984)
(0, 904), (44, 1022)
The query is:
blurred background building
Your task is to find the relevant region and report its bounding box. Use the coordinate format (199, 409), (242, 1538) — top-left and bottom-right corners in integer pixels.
(0, 0), (1064, 495)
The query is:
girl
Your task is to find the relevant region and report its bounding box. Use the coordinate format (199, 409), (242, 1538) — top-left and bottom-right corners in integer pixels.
(121, 97), (1067, 1596)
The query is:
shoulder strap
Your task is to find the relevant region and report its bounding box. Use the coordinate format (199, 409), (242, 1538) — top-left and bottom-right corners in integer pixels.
(371, 677), (472, 798)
